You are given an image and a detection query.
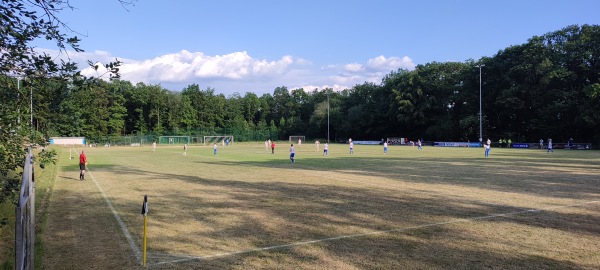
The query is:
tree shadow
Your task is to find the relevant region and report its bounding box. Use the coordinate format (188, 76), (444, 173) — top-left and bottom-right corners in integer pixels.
(190, 152), (600, 200)
(45, 151), (600, 269)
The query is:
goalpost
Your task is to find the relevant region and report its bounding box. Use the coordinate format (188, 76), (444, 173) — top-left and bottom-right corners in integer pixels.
(158, 136), (191, 145)
(203, 135), (234, 146)
(191, 136), (203, 144)
(289, 135), (305, 145)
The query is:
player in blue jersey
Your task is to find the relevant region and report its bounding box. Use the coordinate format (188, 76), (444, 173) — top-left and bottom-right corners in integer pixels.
(290, 144), (295, 163)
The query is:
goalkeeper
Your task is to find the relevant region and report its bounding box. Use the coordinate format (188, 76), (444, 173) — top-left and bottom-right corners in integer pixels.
(79, 150), (88, 180)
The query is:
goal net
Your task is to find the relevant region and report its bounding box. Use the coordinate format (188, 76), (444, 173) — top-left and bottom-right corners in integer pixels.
(158, 136), (191, 145)
(191, 136), (203, 144)
(289, 135), (305, 145)
(203, 135), (234, 146)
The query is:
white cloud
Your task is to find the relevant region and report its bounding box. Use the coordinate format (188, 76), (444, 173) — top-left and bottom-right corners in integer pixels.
(34, 48), (415, 95)
(321, 64), (336, 70)
(291, 84), (349, 93)
(119, 50), (296, 83)
(312, 55), (415, 90)
(366, 55), (415, 71)
(344, 63), (364, 73)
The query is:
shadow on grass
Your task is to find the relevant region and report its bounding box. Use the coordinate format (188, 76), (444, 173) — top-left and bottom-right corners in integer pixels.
(188, 152), (600, 201)
(47, 149), (600, 269)
(94, 163), (600, 268)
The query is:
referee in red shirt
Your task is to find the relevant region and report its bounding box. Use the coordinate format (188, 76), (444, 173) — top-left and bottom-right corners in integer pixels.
(79, 151), (87, 180)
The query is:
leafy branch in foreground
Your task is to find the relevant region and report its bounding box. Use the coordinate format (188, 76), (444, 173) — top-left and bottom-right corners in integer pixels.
(0, 0), (127, 204)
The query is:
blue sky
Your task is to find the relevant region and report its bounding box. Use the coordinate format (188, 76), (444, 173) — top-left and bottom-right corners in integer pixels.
(35, 0), (600, 96)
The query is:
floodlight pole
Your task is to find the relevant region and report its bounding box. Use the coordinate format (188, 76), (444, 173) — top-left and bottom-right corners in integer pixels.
(478, 64), (485, 144)
(30, 85), (33, 142)
(327, 90), (330, 143)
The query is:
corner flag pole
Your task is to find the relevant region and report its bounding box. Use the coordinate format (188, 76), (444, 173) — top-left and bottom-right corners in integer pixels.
(141, 195), (148, 267)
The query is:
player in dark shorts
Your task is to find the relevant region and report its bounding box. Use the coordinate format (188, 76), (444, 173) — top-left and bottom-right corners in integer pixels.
(79, 150), (87, 180)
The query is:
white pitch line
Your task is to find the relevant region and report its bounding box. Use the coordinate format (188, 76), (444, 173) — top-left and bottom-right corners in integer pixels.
(75, 150), (142, 263)
(154, 200), (600, 266)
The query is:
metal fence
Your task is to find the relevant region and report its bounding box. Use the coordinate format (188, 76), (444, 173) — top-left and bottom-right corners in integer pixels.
(96, 135), (155, 146)
(90, 129), (279, 146)
(15, 148), (35, 270)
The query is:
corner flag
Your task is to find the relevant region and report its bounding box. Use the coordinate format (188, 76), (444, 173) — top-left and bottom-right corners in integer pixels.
(141, 195), (148, 216)
(141, 195), (148, 267)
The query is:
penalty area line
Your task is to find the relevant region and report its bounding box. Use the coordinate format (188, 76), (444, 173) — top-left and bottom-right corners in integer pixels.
(154, 200), (600, 266)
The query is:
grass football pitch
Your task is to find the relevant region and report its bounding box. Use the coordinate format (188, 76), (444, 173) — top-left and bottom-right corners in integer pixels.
(42, 143), (600, 269)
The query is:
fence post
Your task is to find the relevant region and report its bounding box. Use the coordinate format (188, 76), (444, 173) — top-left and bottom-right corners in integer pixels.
(15, 206), (24, 269)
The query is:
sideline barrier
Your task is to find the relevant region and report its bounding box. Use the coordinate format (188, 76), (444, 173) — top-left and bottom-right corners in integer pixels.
(353, 141), (381, 145)
(509, 143), (592, 150)
(431, 142), (592, 149)
(434, 142), (482, 147)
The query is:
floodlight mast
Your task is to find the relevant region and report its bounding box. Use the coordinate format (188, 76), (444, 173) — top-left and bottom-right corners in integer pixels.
(327, 89), (330, 143)
(30, 84), (33, 142)
(478, 64), (485, 144)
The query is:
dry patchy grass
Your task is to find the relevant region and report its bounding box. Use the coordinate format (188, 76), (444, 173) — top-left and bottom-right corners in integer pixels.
(42, 143), (600, 269)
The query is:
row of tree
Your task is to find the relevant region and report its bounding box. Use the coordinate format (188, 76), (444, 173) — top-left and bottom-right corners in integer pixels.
(3, 25), (599, 146)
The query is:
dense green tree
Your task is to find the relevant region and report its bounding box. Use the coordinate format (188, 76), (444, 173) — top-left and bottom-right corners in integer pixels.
(271, 86), (293, 122)
(106, 81), (127, 136)
(258, 93), (273, 123)
(178, 95), (197, 130)
(242, 92), (261, 124)
(123, 82), (150, 134)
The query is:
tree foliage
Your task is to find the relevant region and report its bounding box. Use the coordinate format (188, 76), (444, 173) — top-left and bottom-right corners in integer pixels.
(0, 0), (126, 203)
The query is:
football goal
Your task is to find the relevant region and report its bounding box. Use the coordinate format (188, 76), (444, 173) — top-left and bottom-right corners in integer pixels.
(191, 136), (203, 144)
(158, 136), (191, 145)
(203, 135), (234, 146)
(289, 135), (305, 145)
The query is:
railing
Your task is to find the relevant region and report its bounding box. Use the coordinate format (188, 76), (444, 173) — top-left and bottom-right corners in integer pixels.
(15, 148), (35, 270)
